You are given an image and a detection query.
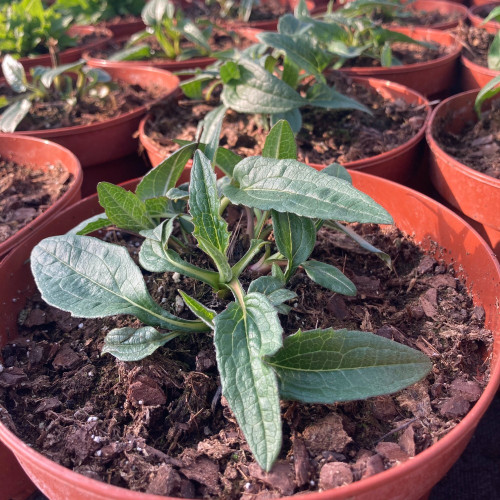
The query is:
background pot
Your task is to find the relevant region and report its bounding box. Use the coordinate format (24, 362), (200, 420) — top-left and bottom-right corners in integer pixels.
(390, 0), (468, 31)
(101, 18), (146, 40)
(338, 27), (461, 98)
(12, 66), (179, 196)
(460, 54), (499, 91)
(468, 2), (500, 34)
(138, 77), (430, 187)
(426, 89), (500, 257)
(0, 26), (112, 77)
(0, 134), (82, 260)
(0, 172), (499, 500)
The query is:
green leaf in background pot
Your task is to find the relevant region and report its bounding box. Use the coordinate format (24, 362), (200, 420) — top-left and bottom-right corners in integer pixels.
(1, 54), (27, 92)
(306, 83), (371, 114)
(267, 328), (432, 403)
(488, 32), (500, 71)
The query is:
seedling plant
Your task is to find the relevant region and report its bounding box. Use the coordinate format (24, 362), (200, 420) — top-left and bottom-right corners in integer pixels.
(30, 120), (431, 472)
(0, 55), (112, 132)
(109, 0), (215, 62)
(474, 74), (500, 118)
(52, 0), (144, 25)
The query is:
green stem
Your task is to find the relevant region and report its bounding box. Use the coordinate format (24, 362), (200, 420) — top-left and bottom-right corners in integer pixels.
(219, 196), (230, 216)
(254, 210), (270, 239)
(231, 240), (268, 279)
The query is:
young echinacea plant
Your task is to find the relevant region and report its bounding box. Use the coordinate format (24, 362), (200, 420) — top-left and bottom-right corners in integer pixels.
(30, 121), (431, 471)
(0, 55), (111, 132)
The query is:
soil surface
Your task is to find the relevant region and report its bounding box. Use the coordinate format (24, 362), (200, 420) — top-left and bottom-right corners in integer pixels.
(340, 39), (450, 68)
(0, 81), (160, 131)
(145, 72), (428, 165)
(0, 217), (492, 498)
(0, 159), (72, 244)
(455, 24), (494, 68)
(433, 99), (500, 179)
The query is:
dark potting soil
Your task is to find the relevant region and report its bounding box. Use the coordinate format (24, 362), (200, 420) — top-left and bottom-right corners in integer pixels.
(434, 99), (500, 179)
(0, 219), (492, 498)
(0, 81), (160, 132)
(339, 39), (449, 68)
(145, 73), (427, 165)
(0, 159), (72, 244)
(455, 24), (494, 68)
(181, 0), (290, 23)
(379, 8), (462, 27)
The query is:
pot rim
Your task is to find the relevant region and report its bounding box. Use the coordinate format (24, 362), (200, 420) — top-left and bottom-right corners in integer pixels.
(339, 27), (461, 75)
(468, 1), (500, 29)
(10, 66), (180, 138)
(425, 88), (500, 188)
(461, 53), (500, 78)
(0, 170), (499, 499)
(0, 134), (83, 258)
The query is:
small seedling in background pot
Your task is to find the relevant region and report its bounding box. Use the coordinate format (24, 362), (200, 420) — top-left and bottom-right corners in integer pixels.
(0, 55), (112, 132)
(30, 120), (431, 472)
(474, 74), (500, 118)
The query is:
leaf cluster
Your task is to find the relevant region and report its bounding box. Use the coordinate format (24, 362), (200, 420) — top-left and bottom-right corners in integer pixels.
(52, 0), (144, 25)
(204, 0), (257, 23)
(283, 0), (434, 69)
(109, 0), (215, 62)
(0, 55), (112, 132)
(31, 120), (431, 472)
(0, 0), (75, 58)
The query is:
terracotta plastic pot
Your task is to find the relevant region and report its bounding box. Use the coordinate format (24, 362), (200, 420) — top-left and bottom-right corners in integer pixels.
(338, 27), (462, 98)
(138, 76), (430, 187)
(0, 134), (82, 260)
(460, 54), (499, 91)
(468, 2), (500, 33)
(101, 18), (146, 40)
(426, 89), (500, 257)
(470, 0), (498, 6)
(0, 26), (112, 77)
(0, 441), (36, 499)
(83, 27), (261, 78)
(1, 171), (499, 500)
(12, 66), (179, 195)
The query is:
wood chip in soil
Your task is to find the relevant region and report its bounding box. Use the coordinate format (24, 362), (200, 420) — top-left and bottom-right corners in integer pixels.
(0, 219), (492, 499)
(144, 72), (428, 166)
(433, 99), (500, 179)
(0, 159), (72, 244)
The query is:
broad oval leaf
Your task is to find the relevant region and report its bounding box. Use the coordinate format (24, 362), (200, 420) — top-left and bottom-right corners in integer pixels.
(221, 56), (306, 114)
(97, 182), (154, 232)
(2, 54), (27, 92)
(302, 260), (356, 296)
(223, 157), (393, 224)
(103, 326), (178, 361)
(214, 292), (283, 471)
(31, 235), (208, 333)
(267, 328), (432, 403)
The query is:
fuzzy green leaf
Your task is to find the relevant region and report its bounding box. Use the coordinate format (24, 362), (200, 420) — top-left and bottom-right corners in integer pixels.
(136, 143), (198, 200)
(97, 182), (154, 232)
(214, 293), (283, 471)
(2, 54), (27, 92)
(102, 327), (178, 361)
(178, 290), (216, 327)
(302, 260), (356, 296)
(262, 119), (297, 160)
(221, 56), (306, 114)
(30, 235), (208, 332)
(223, 157), (393, 224)
(272, 211), (316, 276)
(267, 328), (432, 403)
(0, 98), (31, 132)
